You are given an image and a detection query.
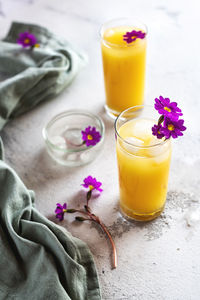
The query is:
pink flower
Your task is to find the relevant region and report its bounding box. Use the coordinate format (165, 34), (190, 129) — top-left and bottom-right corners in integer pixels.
(17, 32), (38, 48)
(161, 118), (186, 139)
(123, 30), (146, 44)
(82, 176), (103, 192)
(152, 124), (165, 139)
(55, 203), (67, 221)
(154, 96), (183, 121)
(81, 126), (101, 147)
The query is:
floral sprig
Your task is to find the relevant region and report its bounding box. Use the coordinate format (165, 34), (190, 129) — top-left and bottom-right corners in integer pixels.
(123, 30), (146, 44)
(152, 96), (186, 139)
(55, 176), (117, 269)
(17, 32), (39, 49)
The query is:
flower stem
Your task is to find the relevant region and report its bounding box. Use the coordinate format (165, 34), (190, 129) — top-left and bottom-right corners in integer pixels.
(86, 190), (92, 207)
(70, 208), (117, 269)
(158, 114), (164, 125)
(98, 220), (117, 269)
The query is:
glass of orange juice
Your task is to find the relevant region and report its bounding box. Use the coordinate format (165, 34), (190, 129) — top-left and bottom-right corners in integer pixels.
(100, 18), (147, 118)
(115, 105), (172, 221)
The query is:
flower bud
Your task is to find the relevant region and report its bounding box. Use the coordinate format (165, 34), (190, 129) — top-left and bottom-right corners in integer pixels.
(75, 216), (87, 222)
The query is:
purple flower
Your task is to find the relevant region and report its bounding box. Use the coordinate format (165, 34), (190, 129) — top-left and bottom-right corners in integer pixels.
(17, 32), (38, 48)
(152, 124), (165, 139)
(161, 118), (186, 139)
(154, 96), (183, 120)
(81, 126), (101, 147)
(123, 30), (146, 44)
(55, 203), (67, 221)
(82, 176), (103, 192)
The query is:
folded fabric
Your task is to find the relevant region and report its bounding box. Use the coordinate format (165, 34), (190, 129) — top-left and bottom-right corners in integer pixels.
(0, 138), (101, 299)
(0, 21), (86, 130)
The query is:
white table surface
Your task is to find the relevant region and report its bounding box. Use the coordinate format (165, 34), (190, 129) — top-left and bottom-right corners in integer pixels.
(1, 0), (200, 299)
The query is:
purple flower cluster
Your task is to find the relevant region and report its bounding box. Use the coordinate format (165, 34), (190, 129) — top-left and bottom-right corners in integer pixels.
(123, 30), (146, 44)
(152, 96), (186, 140)
(81, 126), (101, 147)
(17, 32), (38, 48)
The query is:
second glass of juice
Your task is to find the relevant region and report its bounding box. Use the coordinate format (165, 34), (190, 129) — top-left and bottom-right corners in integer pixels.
(115, 106), (172, 221)
(101, 18), (147, 118)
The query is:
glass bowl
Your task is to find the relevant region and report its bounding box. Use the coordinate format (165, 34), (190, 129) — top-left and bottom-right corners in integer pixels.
(43, 110), (105, 167)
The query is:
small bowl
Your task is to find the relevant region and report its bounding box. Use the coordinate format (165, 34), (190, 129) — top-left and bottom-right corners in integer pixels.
(42, 110), (105, 167)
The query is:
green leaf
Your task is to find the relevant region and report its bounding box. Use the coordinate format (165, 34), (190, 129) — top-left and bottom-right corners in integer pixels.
(67, 209), (77, 213)
(75, 216), (87, 222)
(158, 115), (164, 125)
(87, 190), (92, 202)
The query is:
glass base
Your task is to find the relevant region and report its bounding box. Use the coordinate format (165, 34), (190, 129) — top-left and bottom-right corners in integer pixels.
(104, 104), (120, 119)
(120, 204), (165, 222)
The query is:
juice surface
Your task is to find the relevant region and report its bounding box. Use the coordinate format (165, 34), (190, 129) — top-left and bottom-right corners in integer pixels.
(101, 26), (147, 115)
(116, 118), (171, 221)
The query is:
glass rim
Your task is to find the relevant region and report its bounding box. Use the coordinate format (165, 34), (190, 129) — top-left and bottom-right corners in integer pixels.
(100, 17), (148, 48)
(114, 105), (170, 149)
(42, 109), (105, 153)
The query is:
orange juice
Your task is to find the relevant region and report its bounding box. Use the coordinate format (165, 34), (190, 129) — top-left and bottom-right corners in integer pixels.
(101, 21), (147, 117)
(116, 116), (171, 221)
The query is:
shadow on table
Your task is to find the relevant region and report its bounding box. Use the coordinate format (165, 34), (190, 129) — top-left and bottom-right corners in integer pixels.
(109, 202), (171, 241)
(97, 106), (115, 130)
(22, 147), (82, 190)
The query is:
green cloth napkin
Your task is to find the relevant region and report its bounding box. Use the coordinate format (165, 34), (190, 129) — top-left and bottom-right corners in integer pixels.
(0, 138), (101, 299)
(0, 22), (101, 299)
(0, 21), (86, 130)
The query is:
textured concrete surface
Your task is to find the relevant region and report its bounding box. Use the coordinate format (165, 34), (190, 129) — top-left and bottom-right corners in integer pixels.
(1, 0), (200, 299)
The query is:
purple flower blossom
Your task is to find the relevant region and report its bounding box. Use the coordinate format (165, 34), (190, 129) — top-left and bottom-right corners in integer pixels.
(154, 96), (183, 120)
(82, 176), (103, 192)
(123, 30), (146, 44)
(152, 124), (165, 139)
(17, 32), (38, 48)
(55, 203), (67, 221)
(161, 118), (186, 139)
(81, 126), (101, 147)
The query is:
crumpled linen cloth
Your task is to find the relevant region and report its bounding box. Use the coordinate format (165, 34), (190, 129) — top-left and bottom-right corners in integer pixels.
(0, 22), (101, 300)
(0, 138), (101, 299)
(0, 21), (86, 130)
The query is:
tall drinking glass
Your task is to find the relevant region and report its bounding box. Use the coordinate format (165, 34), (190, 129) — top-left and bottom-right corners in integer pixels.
(115, 106), (172, 221)
(101, 18), (147, 118)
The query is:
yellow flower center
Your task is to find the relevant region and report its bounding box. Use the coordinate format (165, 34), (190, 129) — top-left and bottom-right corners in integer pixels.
(63, 209), (67, 212)
(89, 185), (94, 191)
(164, 106), (171, 112)
(87, 134), (93, 140)
(168, 124), (175, 131)
(34, 43), (40, 48)
(24, 38), (30, 44)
